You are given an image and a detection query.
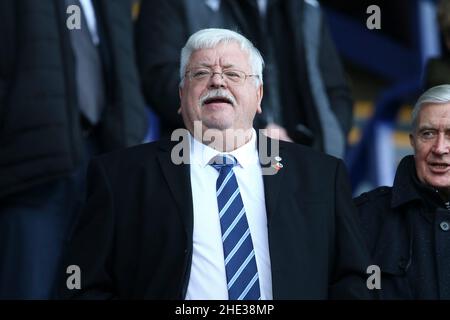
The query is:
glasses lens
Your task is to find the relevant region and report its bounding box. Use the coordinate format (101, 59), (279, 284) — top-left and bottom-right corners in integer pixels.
(191, 68), (211, 80)
(223, 70), (245, 83)
(188, 68), (248, 85)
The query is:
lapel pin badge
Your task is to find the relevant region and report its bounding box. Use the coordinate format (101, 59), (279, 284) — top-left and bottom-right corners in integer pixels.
(272, 156), (283, 172)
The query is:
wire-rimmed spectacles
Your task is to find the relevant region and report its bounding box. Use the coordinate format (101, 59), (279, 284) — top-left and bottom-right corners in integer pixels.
(185, 67), (259, 85)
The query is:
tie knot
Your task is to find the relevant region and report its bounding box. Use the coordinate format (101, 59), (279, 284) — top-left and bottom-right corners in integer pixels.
(210, 155), (237, 171)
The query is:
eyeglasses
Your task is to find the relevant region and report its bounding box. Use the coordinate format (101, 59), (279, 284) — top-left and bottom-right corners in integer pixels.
(185, 67), (259, 85)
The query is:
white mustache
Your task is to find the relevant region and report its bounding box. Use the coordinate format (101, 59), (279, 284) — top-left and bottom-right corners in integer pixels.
(199, 89), (237, 107)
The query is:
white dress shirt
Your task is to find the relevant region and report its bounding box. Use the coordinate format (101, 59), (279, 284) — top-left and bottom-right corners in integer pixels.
(185, 129), (273, 300)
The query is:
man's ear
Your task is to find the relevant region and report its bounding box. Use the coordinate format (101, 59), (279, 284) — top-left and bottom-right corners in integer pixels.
(409, 133), (415, 149)
(178, 86), (183, 114)
(256, 84), (263, 114)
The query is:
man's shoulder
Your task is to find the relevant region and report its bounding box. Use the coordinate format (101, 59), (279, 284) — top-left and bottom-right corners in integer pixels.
(93, 139), (170, 172)
(354, 186), (393, 208)
(279, 140), (342, 167)
(354, 186), (394, 228)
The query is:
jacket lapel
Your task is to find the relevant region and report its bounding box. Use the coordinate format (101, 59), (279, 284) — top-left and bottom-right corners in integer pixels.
(156, 139), (194, 240)
(258, 135), (286, 223)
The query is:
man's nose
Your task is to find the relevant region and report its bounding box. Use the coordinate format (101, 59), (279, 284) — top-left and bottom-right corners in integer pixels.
(208, 72), (227, 88)
(433, 133), (450, 155)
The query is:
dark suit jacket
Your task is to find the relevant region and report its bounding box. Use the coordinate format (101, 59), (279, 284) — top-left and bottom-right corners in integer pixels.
(0, 0), (147, 199)
(355, 156), (450, 299)
(58, 137), (370, 299)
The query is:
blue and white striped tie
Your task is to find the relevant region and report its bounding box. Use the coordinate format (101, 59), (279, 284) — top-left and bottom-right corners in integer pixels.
(210, 155), (261, 300)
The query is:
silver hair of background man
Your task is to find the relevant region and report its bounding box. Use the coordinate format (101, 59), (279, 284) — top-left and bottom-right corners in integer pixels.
(411, 84), (450, 131)
(179, 28), (264, 88)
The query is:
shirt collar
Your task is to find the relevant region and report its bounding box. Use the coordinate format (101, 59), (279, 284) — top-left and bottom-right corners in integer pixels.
(189, 129), (259, 168)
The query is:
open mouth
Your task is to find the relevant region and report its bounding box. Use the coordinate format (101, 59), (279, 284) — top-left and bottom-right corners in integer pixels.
(203, 97), (233, 106)
(429, 162), (450, 171)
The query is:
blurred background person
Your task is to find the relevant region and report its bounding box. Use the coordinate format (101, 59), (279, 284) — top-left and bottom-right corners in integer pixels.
(424, 0), (450, 88)
(0, 0), (147, 299)
(136, 0), (353, 158)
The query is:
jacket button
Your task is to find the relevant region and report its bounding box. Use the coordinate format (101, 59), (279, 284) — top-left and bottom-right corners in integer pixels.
(440, 221), (450, 231)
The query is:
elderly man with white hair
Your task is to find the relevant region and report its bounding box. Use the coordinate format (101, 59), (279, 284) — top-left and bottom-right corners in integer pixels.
(356, 85), (450, 299)
(57, 28), (370, 300)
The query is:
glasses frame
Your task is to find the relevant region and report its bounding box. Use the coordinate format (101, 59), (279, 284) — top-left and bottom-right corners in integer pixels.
(184, 67), (259, 85)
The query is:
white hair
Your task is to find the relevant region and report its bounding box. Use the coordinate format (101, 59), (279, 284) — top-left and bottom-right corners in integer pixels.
(179, 28), (264, 87)
(412, 85), (450, 131)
